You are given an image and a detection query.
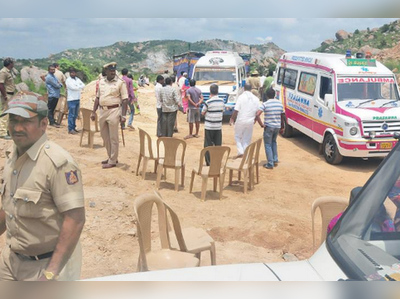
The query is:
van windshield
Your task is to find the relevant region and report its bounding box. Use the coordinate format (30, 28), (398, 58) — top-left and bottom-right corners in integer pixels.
(194, 67), (236, 85)
(337, 76), (399, 104)
(327, 142), (400, 281)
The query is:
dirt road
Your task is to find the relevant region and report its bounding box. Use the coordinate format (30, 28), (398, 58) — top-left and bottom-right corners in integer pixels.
(0, 84), (383, 279)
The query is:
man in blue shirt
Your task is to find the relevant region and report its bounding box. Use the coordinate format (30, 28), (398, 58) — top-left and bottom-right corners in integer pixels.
(45, 65), (63, 128)
(256, 88), (284, 169)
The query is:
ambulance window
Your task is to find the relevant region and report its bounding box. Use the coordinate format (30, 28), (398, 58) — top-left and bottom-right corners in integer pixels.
(277, 68), (284, 85)
(320, 77), (333, 100)
(282, 69), (298, 89)
(298, 72), (317, 96)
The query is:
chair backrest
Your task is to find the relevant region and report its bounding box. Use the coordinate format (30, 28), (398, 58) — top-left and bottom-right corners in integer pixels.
(253, 138), (263, 164)
(138, 128), (155, 159)
(239, 140), (256, 169)
(311, 196), (348, 250)
(157, 137), (186, 167)
(81, 108), (99, 132)
(134, 193), (171, 270)
(152, 190), (188, 252)
(197, 146), (231, 176)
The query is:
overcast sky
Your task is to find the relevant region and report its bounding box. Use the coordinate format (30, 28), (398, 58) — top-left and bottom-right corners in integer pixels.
(0, 18), (398, 59)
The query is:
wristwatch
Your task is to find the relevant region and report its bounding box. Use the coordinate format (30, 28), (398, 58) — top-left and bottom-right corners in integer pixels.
(43, 270), (59, 281)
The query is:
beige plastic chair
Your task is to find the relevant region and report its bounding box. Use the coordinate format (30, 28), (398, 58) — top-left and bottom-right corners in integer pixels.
(79, 108), (100, 149)
(133, 193), (200, 272)
(136, 128), (158, 180)
(311, 196), (348, 250)
(156, 137), (186, 192)
(54, 95), (68, 125)
(153, 191), (216, 265)
(226, 141), (256, 194)
(190, 146), (231, 201)
(252, 138), (263, 185)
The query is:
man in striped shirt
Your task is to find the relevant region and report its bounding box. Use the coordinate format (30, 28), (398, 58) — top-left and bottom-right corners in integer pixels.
(256, 88), (284, 169)
(202, 84), (225, 165)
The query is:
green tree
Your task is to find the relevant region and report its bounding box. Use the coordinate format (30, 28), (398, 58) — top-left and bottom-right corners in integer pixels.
(57, 58), (95, 82)
(354, 29), (360, 35)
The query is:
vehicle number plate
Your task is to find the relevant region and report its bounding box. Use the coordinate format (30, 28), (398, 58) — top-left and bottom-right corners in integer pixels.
(380, 142), (393, 149)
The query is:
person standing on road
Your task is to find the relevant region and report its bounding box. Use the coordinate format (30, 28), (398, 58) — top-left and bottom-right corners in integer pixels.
(45, 65), (63, 128)
(155, 75), (164, 137)
(202, 84), (224, 165)
(0, 92), (85, 281)
(121, 68), (136, 130)
(229, 83), (260, 158)
(0, 58), (16, 139)
(247, 70), (261, 99)
(261, 70), (274, 102)
(65, 68), (85, 135)
(91, 62), (128, 169)
(160, 77), (181, 137)
(256, 88), (284, 169)
(185, 79), (203, 139)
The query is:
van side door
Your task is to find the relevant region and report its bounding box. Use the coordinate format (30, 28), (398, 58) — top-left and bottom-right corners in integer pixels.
(312, 75), (333, 143)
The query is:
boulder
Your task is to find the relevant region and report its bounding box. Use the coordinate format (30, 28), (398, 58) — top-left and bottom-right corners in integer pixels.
(368, 35), (375, 40)
(20, 66), (47, 90)
(15, 82), (30, 92)
(359, 45), (381, 55)
(335, 30), (350, 41)
(321, 39), (334, 47)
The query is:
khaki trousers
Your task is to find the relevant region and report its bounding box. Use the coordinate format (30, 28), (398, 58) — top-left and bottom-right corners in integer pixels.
(0, 242), (82, 281)
(99, 107), (121, 165)
(0, 95), (9, 136)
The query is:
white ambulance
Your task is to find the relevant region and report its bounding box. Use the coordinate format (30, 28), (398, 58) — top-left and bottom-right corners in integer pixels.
(275, 52), (400, 164)
(192, 51), (247, 116)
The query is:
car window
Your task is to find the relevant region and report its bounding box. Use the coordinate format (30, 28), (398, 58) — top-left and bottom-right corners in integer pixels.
(320, 76), (332, 100)
(298, 72), (317, 96)
(282, 69), (298, 90)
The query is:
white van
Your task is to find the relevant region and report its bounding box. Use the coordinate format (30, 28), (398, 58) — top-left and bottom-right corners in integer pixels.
(192, 51), (246, 116)
(275, 52), (400, 164)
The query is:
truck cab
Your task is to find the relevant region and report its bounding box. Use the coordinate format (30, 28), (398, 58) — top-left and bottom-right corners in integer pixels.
(192, 51), (246, 116)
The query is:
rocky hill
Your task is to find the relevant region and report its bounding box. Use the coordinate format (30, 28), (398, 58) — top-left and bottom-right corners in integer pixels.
(314, 19), (400, 59)
(15, 39), (285, 75)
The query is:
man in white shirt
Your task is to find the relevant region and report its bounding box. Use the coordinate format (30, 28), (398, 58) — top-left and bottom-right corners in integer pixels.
(178, 72), (188, 89)
(155, 75), (165, 137)
(65, 68), (85, 134)
(229, 83), (260, 158)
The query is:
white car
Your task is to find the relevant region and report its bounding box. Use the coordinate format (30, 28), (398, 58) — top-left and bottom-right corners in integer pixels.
(89, 134), (400, 281)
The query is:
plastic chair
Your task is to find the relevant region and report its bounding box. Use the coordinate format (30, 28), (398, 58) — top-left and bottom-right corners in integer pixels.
(156, 137), (186, 192)
(153, 191), (217, 265)
(226, 141), (256, 194)
(190, 146), (231, 201)
(252, 138), (263, 185)
(54, 95), (68, 125)
(136, 128), (158, 180)
(79, 108), (100, 149)
(133, 193), (200, 272)
(311, 196), (348, 251)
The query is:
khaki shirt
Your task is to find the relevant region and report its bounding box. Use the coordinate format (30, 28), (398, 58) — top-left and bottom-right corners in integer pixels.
(96, 76), (128, 107)
(0, 134), (84, 256)
(0, 67), (16, 93)
(55, 69), (66, 86)
(247, 76), (260, 91)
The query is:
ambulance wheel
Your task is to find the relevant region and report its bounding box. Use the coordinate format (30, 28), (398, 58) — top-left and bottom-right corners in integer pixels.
(280, 115), (293, 138)
(323, 134), (343, 165)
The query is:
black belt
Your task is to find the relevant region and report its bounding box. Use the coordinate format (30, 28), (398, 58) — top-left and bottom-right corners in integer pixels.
(15, 251), (54, 261)
(6, 92), (14, 95)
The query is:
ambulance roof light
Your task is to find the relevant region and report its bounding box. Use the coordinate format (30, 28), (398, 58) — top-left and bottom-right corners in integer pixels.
(345, 50), (352, 59)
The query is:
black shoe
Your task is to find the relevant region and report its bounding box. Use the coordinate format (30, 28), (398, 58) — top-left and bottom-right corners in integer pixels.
(263, 164), (273, 169)
(50, 123), (60, 128)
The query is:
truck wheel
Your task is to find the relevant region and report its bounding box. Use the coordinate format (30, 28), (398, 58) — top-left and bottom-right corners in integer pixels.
(323, 134), (343, 165)
(280, 115), (293, 138)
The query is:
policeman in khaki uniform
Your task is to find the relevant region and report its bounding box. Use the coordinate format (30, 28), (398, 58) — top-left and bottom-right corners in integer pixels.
(0, 92), (85, 281)
(91, 62), (128, 169)
(0, 58), (16, 139)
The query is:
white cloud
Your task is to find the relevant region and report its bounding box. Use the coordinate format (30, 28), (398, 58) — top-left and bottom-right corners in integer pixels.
(255, 36), (273, 43)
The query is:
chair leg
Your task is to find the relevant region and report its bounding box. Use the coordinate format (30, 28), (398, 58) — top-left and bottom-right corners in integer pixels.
(190, 171), (195, 193)
(142, 157), (149, 180)
(243, 170), (248, 194)
(136, 155), (142, 177)
(89, 132), (94, 149)
(174, 168), (180, 192)
(210, 242), (217, 265)
(256, 164), (260, 184)
(164, 167), (167, 179)
(156, 164), (163, 190)
(219, 174), (225, 200)
(238, 171), (241, 181)
(229, 170), (233, 186)
(154, 160), (158, 173)
(213, 177), (217, 192)
(79, 131), (84, 147)
(181, 165), (185, 187)
(201, 176), (208, 202)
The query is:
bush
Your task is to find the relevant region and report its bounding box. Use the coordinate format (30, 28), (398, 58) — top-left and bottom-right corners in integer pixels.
(354, 29), (360, 35)
(57, 58), (95, 82)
